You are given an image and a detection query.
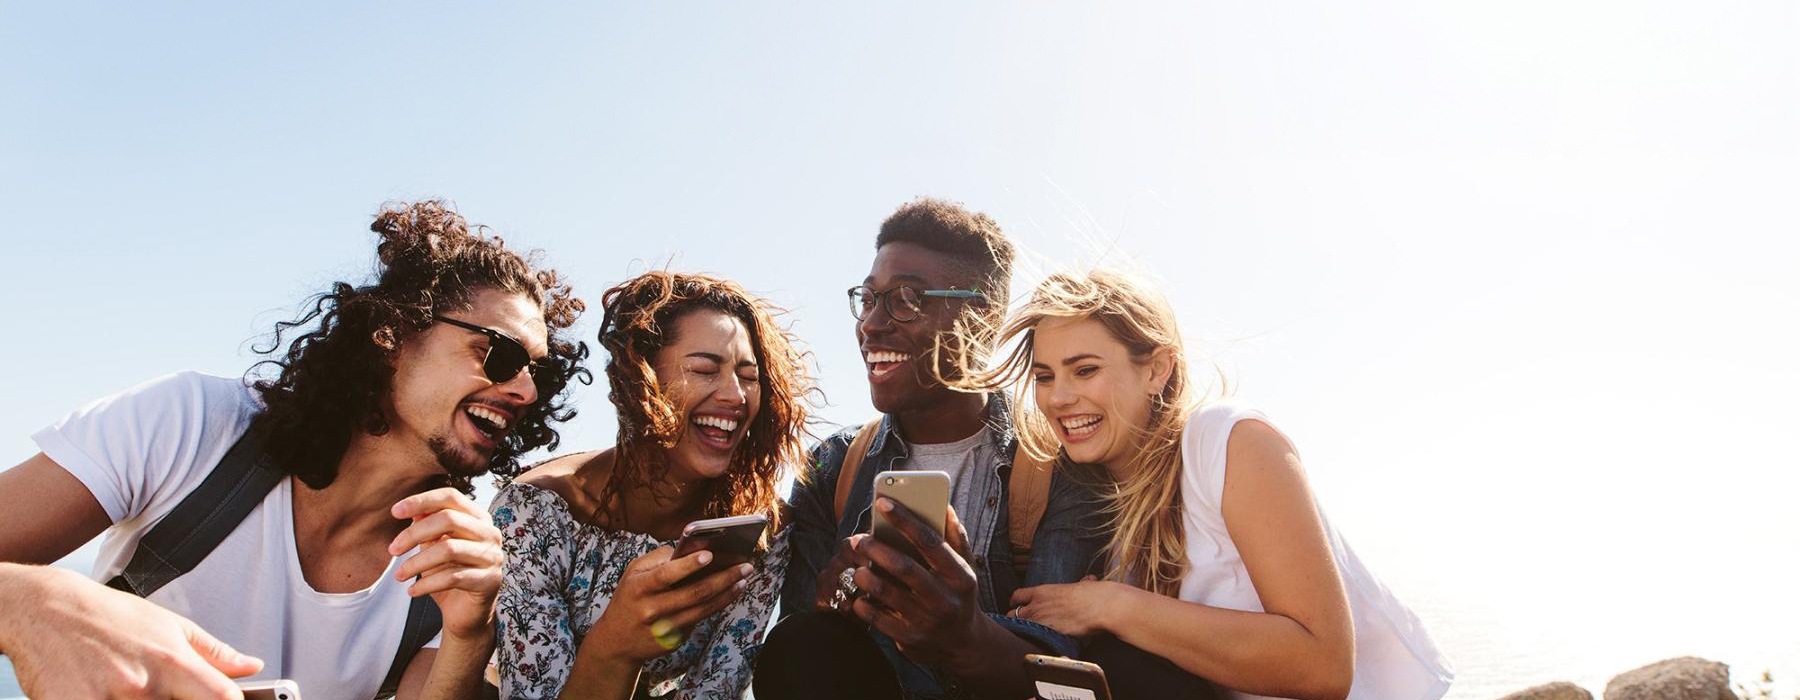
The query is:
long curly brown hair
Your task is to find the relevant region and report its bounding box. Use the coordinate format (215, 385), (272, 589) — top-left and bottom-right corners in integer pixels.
(595, 271), (813, 537)
(249, 200), (589, 493)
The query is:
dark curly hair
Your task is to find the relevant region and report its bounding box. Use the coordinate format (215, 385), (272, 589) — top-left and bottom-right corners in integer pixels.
(248, 200), (589, 493)
(595, 271), (813, 538)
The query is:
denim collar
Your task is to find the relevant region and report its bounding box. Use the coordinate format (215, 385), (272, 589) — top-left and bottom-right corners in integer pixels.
(862, 392), (1018, 463)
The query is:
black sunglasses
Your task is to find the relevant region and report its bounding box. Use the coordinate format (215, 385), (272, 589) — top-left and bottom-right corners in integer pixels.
(432, 315), (559, 394)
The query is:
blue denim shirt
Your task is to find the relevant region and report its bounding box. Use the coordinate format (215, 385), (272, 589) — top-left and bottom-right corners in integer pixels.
(779, 395), (1110, 698)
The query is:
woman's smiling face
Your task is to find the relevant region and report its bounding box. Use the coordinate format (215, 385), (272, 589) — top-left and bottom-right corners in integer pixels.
(655, 308), (763, 483)
(1030, 315), (1170, 475)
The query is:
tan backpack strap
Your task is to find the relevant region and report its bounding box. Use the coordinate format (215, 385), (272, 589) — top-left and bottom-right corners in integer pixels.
(1007, 443), (1056, 573)
(832, 421), (884, 523)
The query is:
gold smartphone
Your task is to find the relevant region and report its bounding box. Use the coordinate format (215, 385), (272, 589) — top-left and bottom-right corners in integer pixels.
(870, 470), (949, 561)
(1024, 654), (1113, 700)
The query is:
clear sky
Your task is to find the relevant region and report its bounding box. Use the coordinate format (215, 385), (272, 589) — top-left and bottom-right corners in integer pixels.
(3, 2), (1796, 697)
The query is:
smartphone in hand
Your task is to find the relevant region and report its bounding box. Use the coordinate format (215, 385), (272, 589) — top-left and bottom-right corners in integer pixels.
(1023, 654), (1112, 700)
(870, 470), (949, 562)
(671, 513), (768, 584)
(239, 680), (303, 700)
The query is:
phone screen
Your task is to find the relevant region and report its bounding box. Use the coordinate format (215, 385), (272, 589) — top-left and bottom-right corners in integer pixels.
(1033, 681), (1100, 700)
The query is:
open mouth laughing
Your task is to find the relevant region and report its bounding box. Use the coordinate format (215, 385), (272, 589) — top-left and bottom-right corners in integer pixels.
(691, 412), (743, 451)
(462, 403), (513, 446)
(1057, 413), (1104, 442)
(863, 349), (913, 380)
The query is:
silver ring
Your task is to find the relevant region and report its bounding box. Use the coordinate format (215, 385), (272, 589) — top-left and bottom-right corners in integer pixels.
(828, 586), (849, 611)
(837, 566), (860, 597)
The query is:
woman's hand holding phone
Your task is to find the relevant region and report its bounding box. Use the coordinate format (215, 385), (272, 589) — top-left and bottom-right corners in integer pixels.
(584, 545), (752, 663)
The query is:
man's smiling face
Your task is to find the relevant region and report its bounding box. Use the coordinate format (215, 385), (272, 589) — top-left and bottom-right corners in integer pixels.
(856, 241), (989, 415)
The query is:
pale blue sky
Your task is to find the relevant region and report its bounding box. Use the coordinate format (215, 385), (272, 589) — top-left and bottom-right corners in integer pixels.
(3, 3), (1797, 696)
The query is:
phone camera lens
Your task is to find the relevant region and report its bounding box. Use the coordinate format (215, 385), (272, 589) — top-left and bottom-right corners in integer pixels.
(884, 476), (896, 485)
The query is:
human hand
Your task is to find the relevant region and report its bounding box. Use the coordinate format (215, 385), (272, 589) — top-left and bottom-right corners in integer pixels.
(846, 500), (980, 665)
(1, 564), (264, 699)
(811, 536), (873, 616)
(585, 546), (752, 664)
(389, 487), (505, 644)
(1010, 576), (1126, 637)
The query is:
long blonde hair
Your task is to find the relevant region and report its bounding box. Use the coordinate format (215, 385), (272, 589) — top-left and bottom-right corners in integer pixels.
(960, 269), (1201, 596)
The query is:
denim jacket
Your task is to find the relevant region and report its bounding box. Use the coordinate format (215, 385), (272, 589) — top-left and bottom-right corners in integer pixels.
(779, 395), (1110, 698)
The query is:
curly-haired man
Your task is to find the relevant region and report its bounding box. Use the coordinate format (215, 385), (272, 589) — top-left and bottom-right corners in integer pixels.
(0, 201), (587, 700)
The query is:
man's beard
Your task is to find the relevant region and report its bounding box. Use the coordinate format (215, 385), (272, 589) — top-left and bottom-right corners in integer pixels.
(427, 434), (496, 478)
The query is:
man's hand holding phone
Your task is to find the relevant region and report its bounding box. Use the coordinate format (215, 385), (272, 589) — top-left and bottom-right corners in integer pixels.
(0, 563), (264, 700)
(843, 496), (981, 666)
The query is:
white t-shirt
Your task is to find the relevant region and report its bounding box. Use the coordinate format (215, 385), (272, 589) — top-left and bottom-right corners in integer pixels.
(1177, 401), (1453, 700)
(31, 372), (439, 700)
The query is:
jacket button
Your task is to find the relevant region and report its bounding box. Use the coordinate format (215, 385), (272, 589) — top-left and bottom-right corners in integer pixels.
(985, 495), (998, 508)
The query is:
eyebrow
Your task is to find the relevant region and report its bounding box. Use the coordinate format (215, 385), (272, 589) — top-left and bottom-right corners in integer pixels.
(687, 352), (759, 368)
(863, 273), (933, 287)
(1031, 353), (1104, 370)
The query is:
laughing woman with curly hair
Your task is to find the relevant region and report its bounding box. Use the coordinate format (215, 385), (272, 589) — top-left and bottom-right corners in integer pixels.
(491, 271), (813, 700)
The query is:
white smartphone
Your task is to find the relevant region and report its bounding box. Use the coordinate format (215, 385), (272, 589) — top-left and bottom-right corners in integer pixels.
(870, 470), (950, 561)
(238, 679), (303, 700)
(671, 513), (768, 584)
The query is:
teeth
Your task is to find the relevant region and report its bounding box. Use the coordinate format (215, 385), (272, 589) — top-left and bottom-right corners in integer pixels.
(693, 415), (740, 432)
(1060, 415), (1102, 435)
(863, 351), (912, 365)
(466, 405), (509, 431)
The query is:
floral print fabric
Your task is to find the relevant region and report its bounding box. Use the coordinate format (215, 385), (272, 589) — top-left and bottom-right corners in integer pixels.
(492, 481), (788, 699)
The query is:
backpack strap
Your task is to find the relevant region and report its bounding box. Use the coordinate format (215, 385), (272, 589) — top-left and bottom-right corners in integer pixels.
(375, 595), (443, 698)
(107, 425), (284, 596)
(831, 421), (884, 523)
(1005, 443), (1056, 575)
(104, 422), (443, 700)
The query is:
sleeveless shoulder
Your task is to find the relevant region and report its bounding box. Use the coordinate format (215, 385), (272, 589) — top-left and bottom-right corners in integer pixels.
(1178, 400), (1271, 516)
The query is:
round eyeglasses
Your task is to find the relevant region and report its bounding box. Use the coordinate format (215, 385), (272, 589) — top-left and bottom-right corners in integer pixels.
(846, 285), (987, 322)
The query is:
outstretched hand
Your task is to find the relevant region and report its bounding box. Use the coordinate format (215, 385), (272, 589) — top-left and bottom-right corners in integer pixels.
(2, 564), (264, 700)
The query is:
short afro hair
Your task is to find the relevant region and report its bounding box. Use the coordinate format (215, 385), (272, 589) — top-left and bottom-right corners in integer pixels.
(875, 197), (1015, 309)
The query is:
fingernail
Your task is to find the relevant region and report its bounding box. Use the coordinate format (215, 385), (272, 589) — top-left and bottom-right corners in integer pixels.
(737, 563), (754, 577)
(698, 551), (713, 565)
(875, 498), (893, 512)
(735, 580), (748, 592)
(387, 540), (403, 556)
(391, 502), (409, 518)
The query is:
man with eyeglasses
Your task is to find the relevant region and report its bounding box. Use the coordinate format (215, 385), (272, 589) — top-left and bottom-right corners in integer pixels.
(755, 198), (1109, 699)
(0, 201), (584, 699)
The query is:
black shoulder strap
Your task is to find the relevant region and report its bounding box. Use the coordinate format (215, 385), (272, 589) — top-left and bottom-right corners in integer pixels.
(107, 425), (284, 595)
(104, 423), (443, 700)
(375, 595), (443, 698)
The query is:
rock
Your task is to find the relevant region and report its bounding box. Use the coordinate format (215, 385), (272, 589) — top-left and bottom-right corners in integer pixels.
(1498, 681), (1594, 700)
(1603, 657), (1734, 700)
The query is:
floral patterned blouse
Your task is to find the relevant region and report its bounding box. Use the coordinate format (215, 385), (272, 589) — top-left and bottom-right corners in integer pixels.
(492, 481), (789, 699)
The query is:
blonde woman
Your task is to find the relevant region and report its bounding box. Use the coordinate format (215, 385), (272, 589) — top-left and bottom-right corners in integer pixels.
(981, 270), (1452, 700)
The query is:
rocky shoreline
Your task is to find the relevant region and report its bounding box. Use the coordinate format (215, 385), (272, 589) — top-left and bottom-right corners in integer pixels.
(1495, 657), (1758, 700)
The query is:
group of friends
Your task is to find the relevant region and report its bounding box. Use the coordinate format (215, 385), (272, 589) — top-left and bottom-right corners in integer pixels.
(0, 198), (1453, 700)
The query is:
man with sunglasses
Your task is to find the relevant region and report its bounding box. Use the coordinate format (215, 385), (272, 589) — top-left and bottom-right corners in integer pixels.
(755, 198), (1109, 699)
(0, 201), (584, 700)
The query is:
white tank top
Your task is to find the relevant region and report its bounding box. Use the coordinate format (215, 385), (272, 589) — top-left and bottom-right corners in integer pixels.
(1177, 400), (1453, 700)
